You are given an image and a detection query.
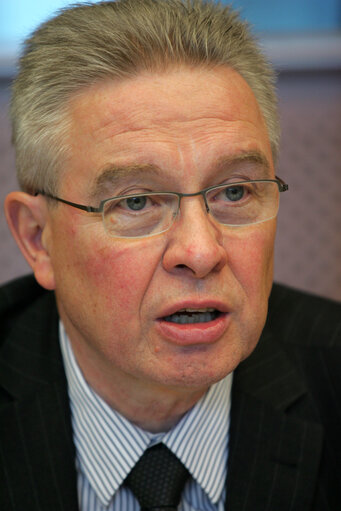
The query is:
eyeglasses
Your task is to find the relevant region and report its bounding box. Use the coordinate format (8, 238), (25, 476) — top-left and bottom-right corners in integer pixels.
(36, 177), (288, 239)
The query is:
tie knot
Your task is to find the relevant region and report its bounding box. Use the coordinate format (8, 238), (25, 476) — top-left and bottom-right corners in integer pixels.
(124, 443), (190, 511)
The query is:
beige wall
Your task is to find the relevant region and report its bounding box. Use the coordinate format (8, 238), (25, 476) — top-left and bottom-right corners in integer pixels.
(0, 83), (31, 281)
(1, 71), (341, 301)
(275, 71), (341, 301)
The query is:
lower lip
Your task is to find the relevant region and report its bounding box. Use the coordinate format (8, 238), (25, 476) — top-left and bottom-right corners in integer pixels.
(155, 313), (230, 346)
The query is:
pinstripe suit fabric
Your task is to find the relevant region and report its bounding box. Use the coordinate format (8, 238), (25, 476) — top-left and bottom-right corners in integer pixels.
(0, 275), (340, 510)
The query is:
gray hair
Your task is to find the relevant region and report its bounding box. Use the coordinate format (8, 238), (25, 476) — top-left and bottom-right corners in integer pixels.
(11, 0), (280, 195)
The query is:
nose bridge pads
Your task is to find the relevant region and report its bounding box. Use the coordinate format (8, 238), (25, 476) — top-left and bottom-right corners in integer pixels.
(202, 194), (210, 214)
(172, 193), (210, 229)
(193, 190), (210, 215)
(172, 201), (180, 221)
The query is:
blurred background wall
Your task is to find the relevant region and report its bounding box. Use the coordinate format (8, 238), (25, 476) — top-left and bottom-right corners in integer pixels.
(1, 0), (341, 300)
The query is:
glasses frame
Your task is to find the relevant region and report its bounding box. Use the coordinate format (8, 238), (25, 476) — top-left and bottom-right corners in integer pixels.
(35, 176), (288, 236)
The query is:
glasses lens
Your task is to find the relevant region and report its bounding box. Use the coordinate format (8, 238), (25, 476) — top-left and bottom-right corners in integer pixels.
(206, 181), (280, 226)
(102, 193), (178, 238)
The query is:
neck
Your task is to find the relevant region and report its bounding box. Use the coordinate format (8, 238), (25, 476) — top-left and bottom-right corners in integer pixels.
(85, 366), (207, 432)
(103, 383), (206, 433)
(63, 329), (208, 433)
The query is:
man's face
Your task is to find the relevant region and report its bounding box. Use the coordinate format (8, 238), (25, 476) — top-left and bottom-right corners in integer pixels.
(44, 66), (276, 395)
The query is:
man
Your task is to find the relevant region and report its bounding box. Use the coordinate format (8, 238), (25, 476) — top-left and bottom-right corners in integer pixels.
(1, 1), (340, 509)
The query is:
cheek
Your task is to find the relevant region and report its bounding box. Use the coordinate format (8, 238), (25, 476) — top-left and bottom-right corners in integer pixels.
(76, 237), (164, 317)
(226, 222), (275, 298)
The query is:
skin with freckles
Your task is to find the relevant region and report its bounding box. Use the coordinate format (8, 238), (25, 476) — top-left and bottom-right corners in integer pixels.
(15, 66), (277, 431)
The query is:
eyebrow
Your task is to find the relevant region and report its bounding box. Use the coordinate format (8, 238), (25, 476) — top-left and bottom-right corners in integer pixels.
(89, 163), (163, 200)
(215, 150), (272, 178)
(89, 150), (272, 201)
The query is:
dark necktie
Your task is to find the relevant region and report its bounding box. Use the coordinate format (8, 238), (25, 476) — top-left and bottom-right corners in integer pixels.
(124, 443), (190, 511)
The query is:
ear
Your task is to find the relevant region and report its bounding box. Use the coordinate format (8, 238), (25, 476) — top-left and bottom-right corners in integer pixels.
(4, 191), (56, 290)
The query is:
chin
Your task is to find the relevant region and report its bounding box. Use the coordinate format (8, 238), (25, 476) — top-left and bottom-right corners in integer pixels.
(155, 357), (235, 390)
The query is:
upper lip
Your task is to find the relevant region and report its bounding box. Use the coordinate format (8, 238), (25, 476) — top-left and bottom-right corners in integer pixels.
(157, 300), (230, 319)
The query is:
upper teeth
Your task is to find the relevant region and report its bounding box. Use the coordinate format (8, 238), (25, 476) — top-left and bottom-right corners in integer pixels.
(178, 308), (215, 313)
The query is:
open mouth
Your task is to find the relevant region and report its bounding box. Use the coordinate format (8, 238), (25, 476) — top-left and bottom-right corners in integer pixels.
(162, 308), (221, 324)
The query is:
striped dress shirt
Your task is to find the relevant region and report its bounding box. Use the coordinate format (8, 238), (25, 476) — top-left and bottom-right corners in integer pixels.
(59, 322), (232, 511)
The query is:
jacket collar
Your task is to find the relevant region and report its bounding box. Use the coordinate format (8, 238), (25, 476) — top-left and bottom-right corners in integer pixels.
(226, 326), (323, 511)
(0, 288), (79, 510)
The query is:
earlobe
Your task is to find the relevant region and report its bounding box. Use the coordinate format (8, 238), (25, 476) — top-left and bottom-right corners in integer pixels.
(4, 191), (56, 290)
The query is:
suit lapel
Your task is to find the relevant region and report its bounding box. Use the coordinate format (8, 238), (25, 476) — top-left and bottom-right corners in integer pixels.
(0, 289), (78, 511)
(225, 328), (324, 511)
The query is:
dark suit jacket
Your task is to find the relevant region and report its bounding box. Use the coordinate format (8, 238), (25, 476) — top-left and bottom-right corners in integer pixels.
(0, 275), (340, 510)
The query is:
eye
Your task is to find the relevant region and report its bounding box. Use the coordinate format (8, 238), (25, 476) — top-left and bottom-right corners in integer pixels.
(207, 183), (253, 208)
(123, 195), (149, 211)
(223, 185), (245, 202)
(115, 194), (159, 213)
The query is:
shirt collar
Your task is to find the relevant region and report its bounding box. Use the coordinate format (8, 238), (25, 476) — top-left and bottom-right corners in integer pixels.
(59, 321), (232, 507)
(162, 375), (232, 503)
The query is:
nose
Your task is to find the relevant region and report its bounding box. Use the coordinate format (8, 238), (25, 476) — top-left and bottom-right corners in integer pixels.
(162, 197), (228, 279)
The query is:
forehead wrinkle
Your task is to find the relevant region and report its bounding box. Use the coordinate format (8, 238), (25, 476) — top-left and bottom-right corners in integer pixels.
(93, 110), (261, 144)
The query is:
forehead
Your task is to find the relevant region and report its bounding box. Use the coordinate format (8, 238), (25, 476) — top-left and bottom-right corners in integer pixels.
(63, 66), (272, 196)
(69, 65), (265, 132)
